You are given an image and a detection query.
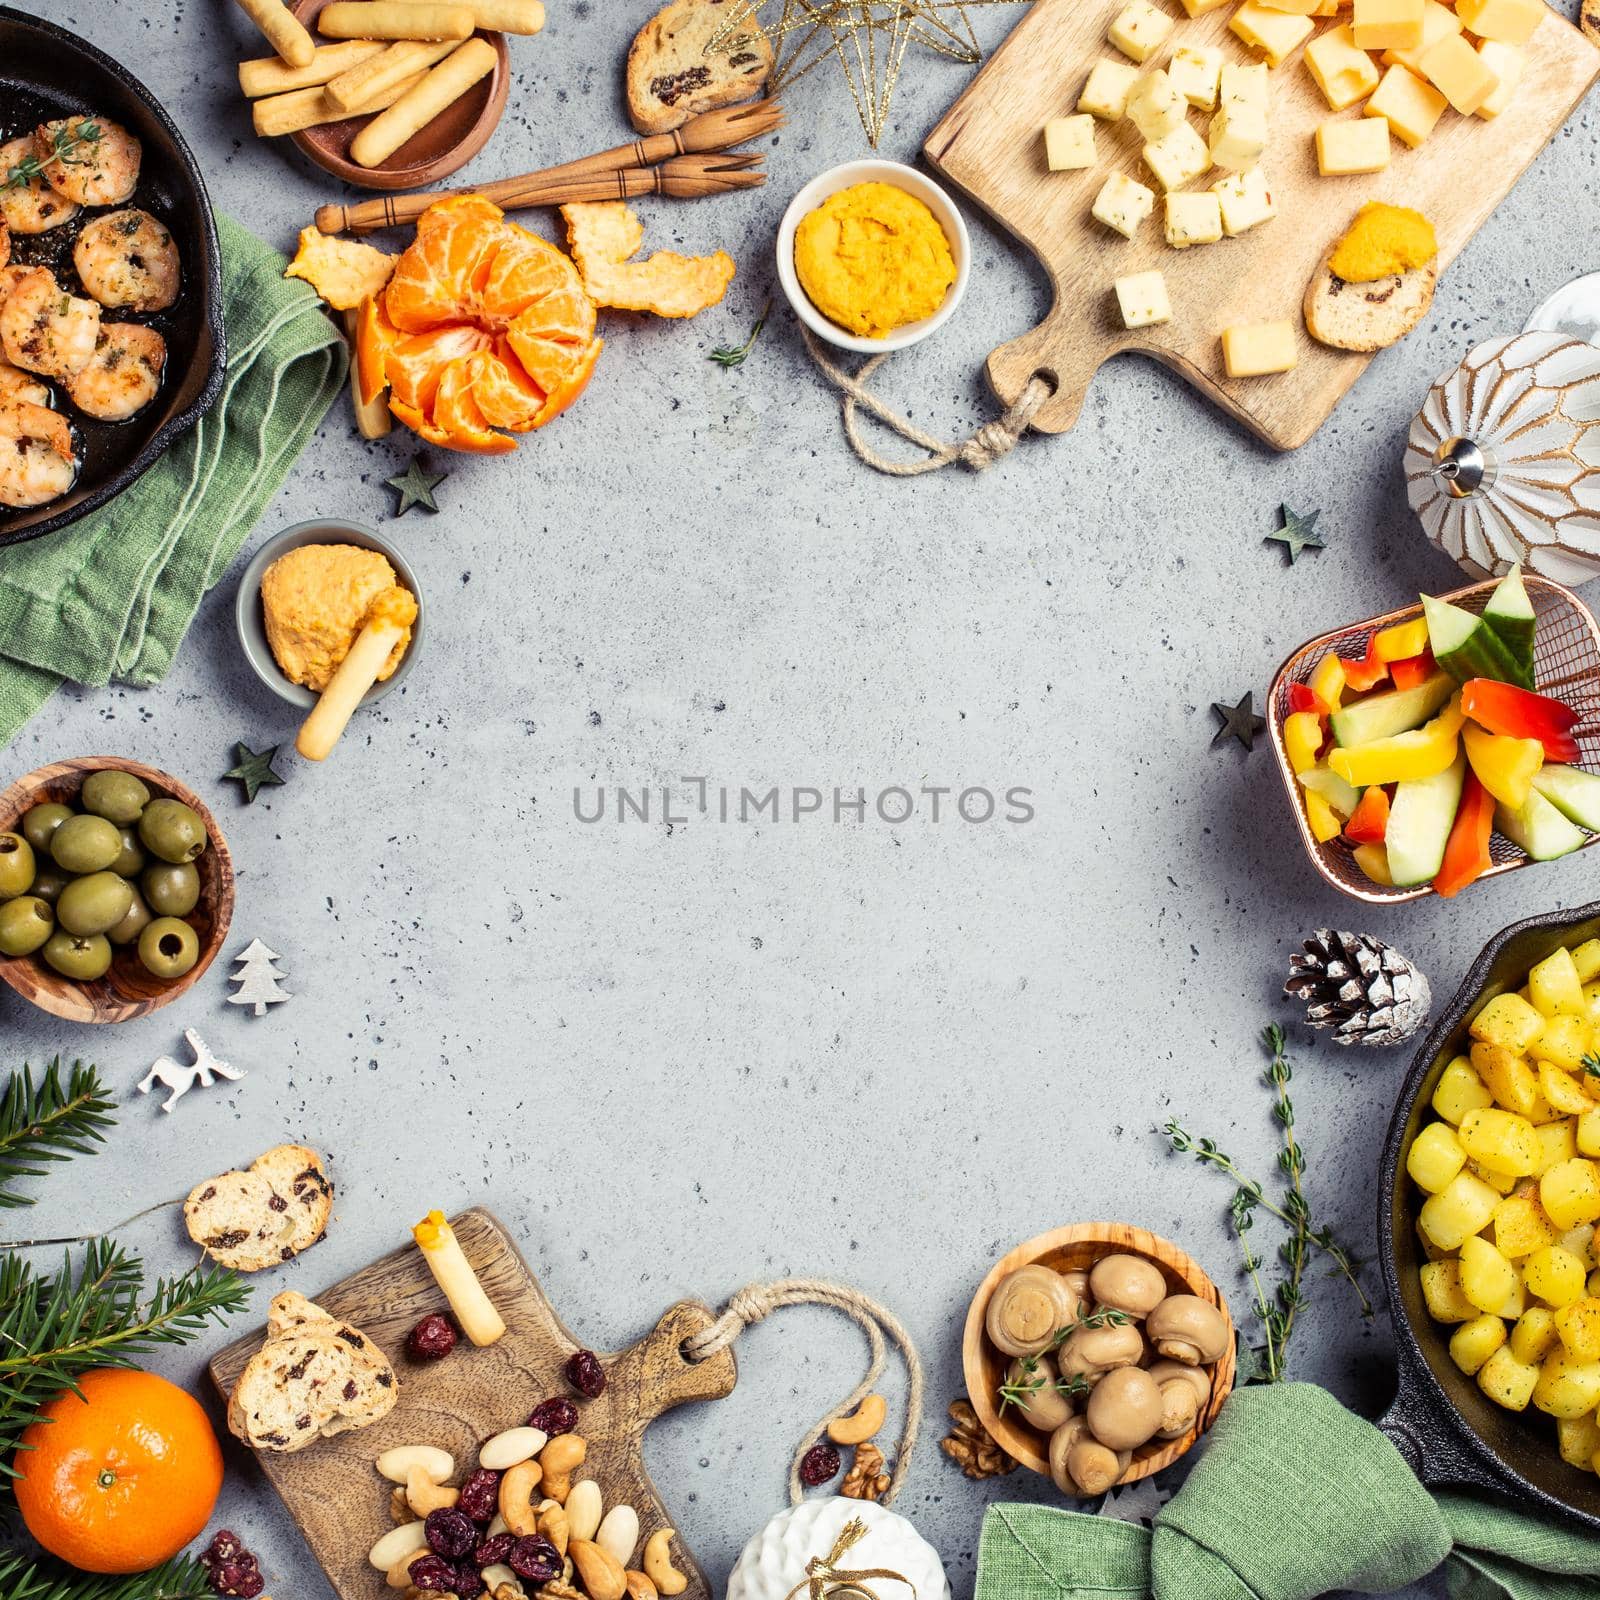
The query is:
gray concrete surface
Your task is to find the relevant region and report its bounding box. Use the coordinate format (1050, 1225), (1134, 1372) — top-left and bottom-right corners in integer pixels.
(6, 0), (1600, 1593)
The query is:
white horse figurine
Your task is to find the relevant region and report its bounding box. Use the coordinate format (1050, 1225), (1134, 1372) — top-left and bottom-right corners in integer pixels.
(136, 1028), (245, 1112)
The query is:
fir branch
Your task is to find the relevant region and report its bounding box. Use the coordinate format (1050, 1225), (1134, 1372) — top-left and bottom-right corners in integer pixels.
(0, 1061), (116, 1208)
(708, 299), (771, 369)
(3, 122), (101, 192)
(0, 1551), (212, 1600)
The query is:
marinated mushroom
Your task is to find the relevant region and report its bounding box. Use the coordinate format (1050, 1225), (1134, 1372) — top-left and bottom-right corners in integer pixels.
(986, 1265), (1078, 1358)
(1066, 1436), (1130, 1496)
(1146, 1296), (1229, 1366)
(1046, 1416), (1090, 1496)
(1088, 1254), (1168, 1320)
(1147, 1360), (1211, 1439)
(1084, 1366), (1164, 1452)
(1057, 1320), (1144, 1389)
(1004, 1356), (1075, 1432)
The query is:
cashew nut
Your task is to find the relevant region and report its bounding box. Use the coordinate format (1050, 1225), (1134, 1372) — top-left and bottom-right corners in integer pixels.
(597, 1504), (640, 1567)
(386, 1548), (433, 1590)
(481, 1425), (548, 1470)
(643, 1529), (688, 1598)
(377, 1445), (455, 1484)
(625, 1573), (658, 1600)
(486, 1512), (510, 1539)
(405, 1463), (460, 1517)
(539, 1501), (571, 1557)
(538, 1433), (587, 1504)
(498, 1459), (545, 1536)
(826, 1393), (887, 1447)
(369, 1520), (429, 1572)
(480, 1565), (518, 1592)
(565, 1478), (603, 1542)
(572, 1539), (627, 1600)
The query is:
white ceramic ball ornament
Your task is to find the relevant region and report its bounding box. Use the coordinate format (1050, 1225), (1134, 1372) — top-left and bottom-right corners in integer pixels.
(727, 1497), (951, 1600)
(1406, 331), (1600, 585)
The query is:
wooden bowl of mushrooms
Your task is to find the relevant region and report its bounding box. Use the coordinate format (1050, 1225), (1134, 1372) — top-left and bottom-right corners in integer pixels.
(962, 1222), (1235, 1492)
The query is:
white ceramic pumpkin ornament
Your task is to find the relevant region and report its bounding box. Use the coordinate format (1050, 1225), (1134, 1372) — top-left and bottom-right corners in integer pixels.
(1406, 331), (1600, 585)
(727, 1497), (950, 1600)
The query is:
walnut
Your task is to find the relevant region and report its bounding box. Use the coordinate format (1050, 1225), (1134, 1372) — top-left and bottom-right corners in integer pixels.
(537, 1583), (585, 1600)
(390, 1485), (412, 1523)
(494, 1585), (529, 1600)
(941, 1398), (1017, 1480)
(841, 1441), (891, 1502)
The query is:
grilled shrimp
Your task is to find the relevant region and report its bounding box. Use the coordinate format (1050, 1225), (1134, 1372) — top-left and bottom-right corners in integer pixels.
(73, 209), (180, 312)
(35, 117), (141, 208)
(0, 400), (76, 508)
(65, 323), (166, 421)
(0, 136), (78, 234)
(0, 217), (7, 268)
(0, 355), (51, 409)
(0, 269), (100, 379)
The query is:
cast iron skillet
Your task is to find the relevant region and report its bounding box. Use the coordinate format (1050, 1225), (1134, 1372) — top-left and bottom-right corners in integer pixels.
(1379, 899), (1600, 1533)
(0, 5), (225, 549)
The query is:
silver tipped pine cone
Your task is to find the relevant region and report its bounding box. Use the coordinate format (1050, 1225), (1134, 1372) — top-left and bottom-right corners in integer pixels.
(1284, 930), (1432, 1047)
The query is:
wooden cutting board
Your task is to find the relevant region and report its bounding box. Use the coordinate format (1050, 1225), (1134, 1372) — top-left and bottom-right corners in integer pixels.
(923, 0), (1600, 449)
(210, 1209), (737, 1600)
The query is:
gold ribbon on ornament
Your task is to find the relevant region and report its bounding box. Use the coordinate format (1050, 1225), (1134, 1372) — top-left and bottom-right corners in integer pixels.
(784, 1518), (917, 1600)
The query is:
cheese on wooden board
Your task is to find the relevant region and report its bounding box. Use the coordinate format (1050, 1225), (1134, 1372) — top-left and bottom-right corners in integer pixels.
(1114, 269), (1172, 327)
(1212, 167), (1277, 233)
(1476, 40), (1526, 117)
(1165, 191), (1224, 246)
(1220, 60), (1270, 111)
(1143, 121), (1213, 189)
(1418, 31), (1501, 113)
(1222, 321), (1298, 375)
(1128, 69), (1188, 139)
(1305, 24), (1381, 109)
(1209, 104), (1268, 170)
(1092, 171), (1157, 236)
(1044, 113), (1098, 169)
(1079, 58), (1141, 119)
(1352, 0), (1425, 51)
(1231, 2), (1315, 65)
(1254, 0), (1322, 12)
(1316, 115), (1392, 172)
(1170, 45), (1225, 108)
(1109, 0), (1175, 61)
(1380, 0), (1460, 75)
(1179, 0), (1232, 14)
(1457, 0), (1545, 46)
(1367, 61), (1447, 144)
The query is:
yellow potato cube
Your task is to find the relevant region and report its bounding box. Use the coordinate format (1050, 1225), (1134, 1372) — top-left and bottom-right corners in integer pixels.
(1471, 1042), (1540, 1119)
(1450, 1313), (1507, 1375)
(1433, 1058), (1494, 1125)
(1535, 1121), (1580, 1177)
(1478, 1344), (1539, 1411)
(1534, 1349), (1600, 1417)
(1458, 1107), (1540, 1176)
(1591, 1267), (1600, 1296)
(1511, 1306), (1560, 1364)
(1471, 1160), (1519, 1196)
(1421, 1171), (1504, 1251)
(1560, 1223), (1597, 1267)
(1471, 992), (1546, 1054)
(1542, 1159), (1600, 1230)
(1408, 1122), (1468, 1192)
(1532, 948), (1589, 1019)
(1538, 1058), (1595, 1115)
(1421, 1258), (1479, 1323)
(1557, 1411), (1600, 1469)
(1535, 1015), (1594, 1077)
(1525, 1244), (1589, 1307)
(1579, 1108), (1600, 1157)
(1459, 1235), (1520, 1315)
(1494, 1193), (1558, 1259)
(1571, 940), (1600, 984)
(1556, 1297), (1600, 1361)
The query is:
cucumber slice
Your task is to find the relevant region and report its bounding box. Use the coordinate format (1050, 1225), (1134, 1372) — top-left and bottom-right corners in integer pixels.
(1387, 753), (1466, 887)
(1422, 594), (1523, 687)
(1329, 672), (1455, 747)
(1299, 765), (1361, 818)
(1496, 789), (1587, 861)
(1481, 565), (1536, 690)
(1530, 765), (1600, 833)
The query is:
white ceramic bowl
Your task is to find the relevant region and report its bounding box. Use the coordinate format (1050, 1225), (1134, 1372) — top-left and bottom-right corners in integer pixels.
(775, 159), (970, 355)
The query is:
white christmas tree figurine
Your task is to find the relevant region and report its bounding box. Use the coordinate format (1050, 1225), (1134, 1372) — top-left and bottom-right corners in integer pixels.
(228, 939), (291, 1016)
(136, 1029), (246, 1112)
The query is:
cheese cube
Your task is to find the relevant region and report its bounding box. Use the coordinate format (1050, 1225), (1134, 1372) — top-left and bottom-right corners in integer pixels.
(1179, 0), (1232, 14)
(1314, 0), (1341, 13)
(1109, 0), (1175, 62)
(1128, 70), (1188, 140)
(1142, 121), (1212, 189)
(1170, 45), (1225, 108)
(1315, 115), (1391, 173)
(1305, 24), (1381, 110)
(1209, 104), (1268, 170)
(1381, 0), (1460, 75)
(1220, 60), (1270, 112)
(1114, 270), (1172, 329)
(1231, 1), (1315, 65)
(1221, 320), (1298, 376)
(1044, 114), (1098, 170)
(1079, 58), (1141, 120)
(1352, 0), (1425, 50)
(1419, 30), (1501, 113)
(1254, 0), (1322, 10)
(1366, 62), (1447, 144)
(1457, 0), (1545, 46)
(1212, 167), (1277, 233)
(1164, 191), (1224, 247)
(1476, 41), (1526, 118)
(1091, 171), (1157, 237)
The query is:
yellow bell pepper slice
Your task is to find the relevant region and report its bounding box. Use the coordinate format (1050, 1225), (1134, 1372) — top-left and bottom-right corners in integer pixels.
(1353, 842), (1393, 886)
(1305, 788), (1343, 843)
(1309, 654), (1346, 711)
(1374, 617), (1431, 662)
(1285, 710), (1324, 775)
(1463, 722), (1544, 809)
(1329, 698), (1465, 787)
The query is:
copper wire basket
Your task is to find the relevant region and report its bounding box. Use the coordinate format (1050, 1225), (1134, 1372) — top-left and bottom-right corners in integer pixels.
(1268, 574), (1600, 904)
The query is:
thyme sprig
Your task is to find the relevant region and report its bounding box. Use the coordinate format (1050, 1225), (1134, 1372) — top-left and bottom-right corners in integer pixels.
(1581, 1051), (1600, 1083)
(998, 1305), (1130, 1412)
(708, 299), (771, 369)
(3, 121), (101, 192)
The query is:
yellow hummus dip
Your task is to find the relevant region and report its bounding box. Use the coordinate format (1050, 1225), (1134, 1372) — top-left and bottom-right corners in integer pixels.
(794, 181), (956, 340)
(1329, 202), (1437, 284)
(261, 544), (414, 693)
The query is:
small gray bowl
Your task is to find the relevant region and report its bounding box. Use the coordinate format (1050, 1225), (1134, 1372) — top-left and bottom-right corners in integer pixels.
(235, 518), (425, 711)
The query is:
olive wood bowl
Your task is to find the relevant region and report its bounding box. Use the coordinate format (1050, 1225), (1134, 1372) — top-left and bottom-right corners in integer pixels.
(963, 1222), (1236, 1483)
(0, 758), (234, 1025)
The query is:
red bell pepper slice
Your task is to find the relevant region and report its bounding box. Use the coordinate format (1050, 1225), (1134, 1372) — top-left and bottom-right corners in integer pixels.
(1288, 683), (1330, 716)
(1433, 771), (1495, 899)
(1460, 678), (1582, 763)
(1389, 650), (1437, 691)
(1339, 637), (1390, 693)
(1343, 787), (1390, 845)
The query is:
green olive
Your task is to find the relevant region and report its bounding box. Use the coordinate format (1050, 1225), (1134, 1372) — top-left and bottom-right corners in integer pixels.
(138, 917), (199, 980)
(50, 814), (122, 874)
(0, 833), (35, 899)
(138, 798), (208, 865)
(20, 802), (72, 854)
(142, 861), (200, 917)
(26, 864), (69, 906)
(106, 888), (152, 947)
(80, 770), (151, 825)
(111, 827), (146, 879)
(42, 930), (112, 981)
(56, 872), (135, 938)
(0, 897), (54, 957)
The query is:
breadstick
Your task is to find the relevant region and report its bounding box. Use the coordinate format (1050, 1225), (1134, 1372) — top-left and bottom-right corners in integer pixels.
(465, 0), (544, 32)
(343, 310), (391, 439)
(318, 1), (474, 40)
(349, 36), (496, 167)
(232, 0), (316, 67)
(296, 588), (417, 762)
(252, 71), (425, 137)
(239, 40), (384, 97)
(325, 38), (457, 112)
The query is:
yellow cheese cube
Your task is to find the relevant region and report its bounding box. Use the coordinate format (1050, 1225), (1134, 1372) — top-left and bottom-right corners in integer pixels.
(1420, 1170), (1502, 1250)
(1091, 172), (1157, 238)
(1421, 1258), (1479, 1323)
(1419, 30), (1500, 113)
(1209, 104), (1268, 170)
(1478, 1344), (1540, 1410)
(1256, 0), (1322, 10)
(1532, 948), (1589, 1019)
(1353, 0), (1425, 50)
(1365, 63), (1446, 145)
(1170, 45), (1226, 108)
(1472, 992), (1547, 1054)
(1457, 0), (1545, 45)
(1142, 122), (1212, 189)
(1220, 62), (1270, 117)
(1535, 1120), (1580, 1178)
(1380, 0), (1460, 74)
(1450, 1313), (1508, 1375)
(1110, 0), (1176, 62)
(1315, 116), (1391, 174)
(1472, 1041), (1540, 1118)
(1543, 1158), (1600, 1230)
(1556, 1297), (1600, 1362)
(1044, 115), (1098, 170)
(1212, 168), (1277, 233)
(1164, 191), (1224, 246)
(1221, 321), (1297, 377)
(1458, 1107), (1540, 1176)
(1128, 69), (1188, 140)
(1079, 58), (1142, 120)
(1460, 1235), (1521, 1314)
(1557, 1411), (1600, 1469)
(1231, 1), (1315, 65)
(1113, 270), (1172, 329)
(1305, 24), (1381, 109)
(1571, 940), (1600, 984)
(1180, 0), (1232, 13)
(1534, 1349), (1600, 1417)
(1514, 1306), (1561, 1364)
(1494, 1193), (1558, 1258)
(1433, 1057), (1494, 1124)
(1578, 1107), (1600, 1157)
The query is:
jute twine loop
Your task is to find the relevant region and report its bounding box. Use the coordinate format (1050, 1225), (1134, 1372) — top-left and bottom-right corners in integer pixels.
(683, 1277), (925, 1507)
(802, 326), (1053, 477)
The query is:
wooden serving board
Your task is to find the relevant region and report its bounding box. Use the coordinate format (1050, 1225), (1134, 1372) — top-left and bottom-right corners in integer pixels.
(210, 1209), (736, 1600)
(924, 0), (1600, 449)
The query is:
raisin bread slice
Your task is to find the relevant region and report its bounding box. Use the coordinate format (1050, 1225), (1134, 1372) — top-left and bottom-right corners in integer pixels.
(1304, 257), (1437, 352)
(626, 0), (773, 135)
(251, 1144), (334, 1256)
(185, 1145), (332, 1271)
(266, 1291), (398, 1434)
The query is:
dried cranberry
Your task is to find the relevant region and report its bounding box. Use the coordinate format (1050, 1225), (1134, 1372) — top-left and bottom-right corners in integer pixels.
(507, 1535), (562, 1584)
(206, 1530), (245, 1564)
(799, 1442), (841, 1486)
(425, 1506), (478, 1559)
(565, 1349), (606, 1398)
(210, 1563), (265, 1599)
(407, 1312), (458, 1362)
(453, 1564), (486, 1598)
(406, 1554), (460, 1594)
(474, 1532), (516, 1567)
(526, 1397), (578, 1436)
(457, 1465), (501, 1523)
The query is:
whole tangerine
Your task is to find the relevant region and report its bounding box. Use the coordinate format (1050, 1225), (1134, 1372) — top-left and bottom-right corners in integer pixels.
(14, 1367), (223, 1574)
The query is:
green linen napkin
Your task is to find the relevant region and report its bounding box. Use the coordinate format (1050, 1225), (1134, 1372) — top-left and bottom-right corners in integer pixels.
(0, 212), (347, 747)
(975, 1384), (1600, 1600)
